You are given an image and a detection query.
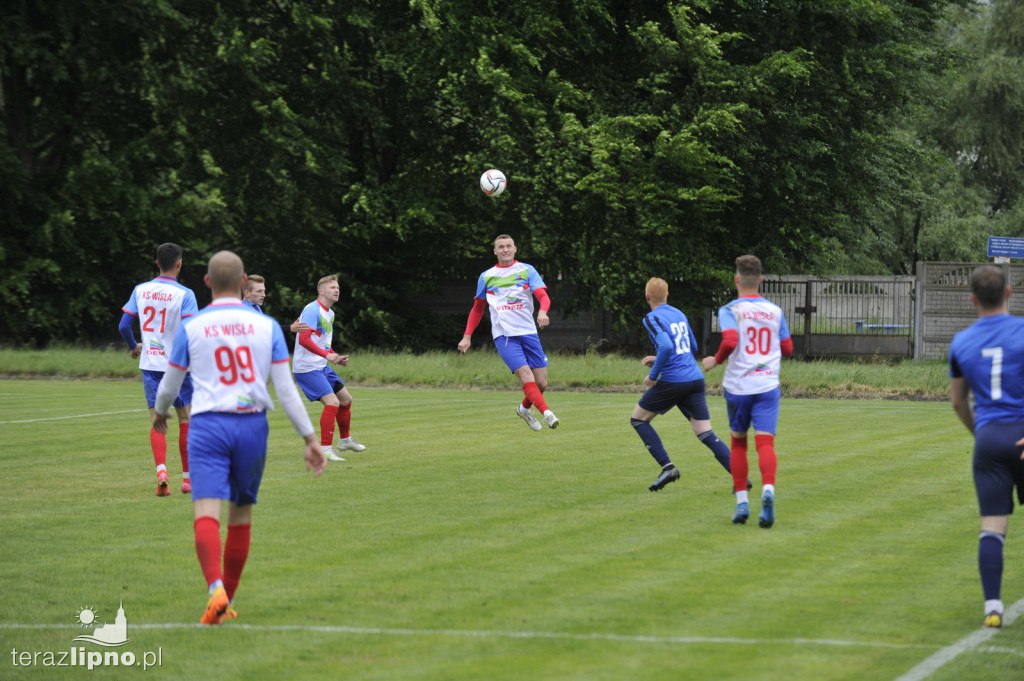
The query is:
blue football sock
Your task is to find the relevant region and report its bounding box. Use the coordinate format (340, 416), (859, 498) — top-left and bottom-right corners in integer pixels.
(979, 531), (1005, 602)
(631, 418), (671, 467)
(697, 429), (731, 473)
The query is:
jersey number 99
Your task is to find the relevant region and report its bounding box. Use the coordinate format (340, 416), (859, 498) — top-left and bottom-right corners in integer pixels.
(215, 346), (256, 385)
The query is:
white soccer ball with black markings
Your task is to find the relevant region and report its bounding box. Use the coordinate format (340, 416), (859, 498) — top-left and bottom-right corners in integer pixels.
(480, 169), (507, 196)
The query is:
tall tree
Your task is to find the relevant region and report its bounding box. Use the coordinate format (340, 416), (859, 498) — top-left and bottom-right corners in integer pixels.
(0, 0), (973, 347)
(946, 0), (1024, 224)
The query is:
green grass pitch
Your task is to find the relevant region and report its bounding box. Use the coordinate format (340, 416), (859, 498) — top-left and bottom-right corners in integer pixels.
(1, 379), (1022, 680)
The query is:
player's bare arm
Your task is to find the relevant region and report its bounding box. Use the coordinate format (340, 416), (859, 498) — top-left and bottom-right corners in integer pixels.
(303, 434), (327, 476)
(950, 377), (975, 434)
(151, 411), (169, 434)
(536, 309), (550, 330)
(642, 356), (656, 368)
(459, 298), (485, 353)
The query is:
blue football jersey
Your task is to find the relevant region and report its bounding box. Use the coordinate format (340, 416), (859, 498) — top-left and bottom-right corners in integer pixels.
(949, 314), (1024, 430)
(642, 304), (703, 383)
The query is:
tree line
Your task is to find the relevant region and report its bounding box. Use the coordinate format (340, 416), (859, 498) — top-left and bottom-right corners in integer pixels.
(2, 0), (1019, 349)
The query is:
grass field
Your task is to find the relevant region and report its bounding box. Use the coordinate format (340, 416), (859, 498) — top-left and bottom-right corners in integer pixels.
(2, 378), (1022, 680)
(0, 346), (952, 399)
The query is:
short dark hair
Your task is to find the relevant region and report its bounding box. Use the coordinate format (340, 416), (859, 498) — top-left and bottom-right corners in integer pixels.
(735, 254), (762, 287)
(156, 243), (183, 272)
(971, 265), (1007, 310)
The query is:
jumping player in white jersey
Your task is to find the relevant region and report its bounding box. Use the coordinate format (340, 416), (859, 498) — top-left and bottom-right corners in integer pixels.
(152, 250), (325, 625)
(458, 234), (559, 430)
(703, 255), (793, 528)
(119, 243), (199, 496)
(293, 274), (365, 461)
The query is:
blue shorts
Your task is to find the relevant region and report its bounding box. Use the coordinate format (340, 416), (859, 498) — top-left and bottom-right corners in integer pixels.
(638, 379), (711, 420)
(494, 334), (548, 373)
(725, 387), (781, 434)
(142, 369), (193, 409)
(188, 412), (268, 506)
(294, 366), (345, 402)
(974, 422), (1024, 517)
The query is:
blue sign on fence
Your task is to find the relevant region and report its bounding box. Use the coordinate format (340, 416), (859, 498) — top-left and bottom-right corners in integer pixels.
(988, 236), (1024, 259)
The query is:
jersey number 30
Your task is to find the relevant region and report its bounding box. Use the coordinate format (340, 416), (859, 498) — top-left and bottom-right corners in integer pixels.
(744, 326), (773, 355)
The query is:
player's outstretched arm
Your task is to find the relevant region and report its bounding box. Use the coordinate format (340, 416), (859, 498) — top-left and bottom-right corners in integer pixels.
(533, 288), (551, 330)
(645, 332), (673, 386)
(271, 362), (315, 434)
(270, 361), (325, 476)
(118, 312), (141, 357)
(303, 435), (327, 477)
(703, 328), (739, 371)
(459, 298), (486, 352)
(950, 376), (975, 434)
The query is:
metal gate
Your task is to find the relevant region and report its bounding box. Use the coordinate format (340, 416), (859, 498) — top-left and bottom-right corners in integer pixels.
(709, 275), (916, 358)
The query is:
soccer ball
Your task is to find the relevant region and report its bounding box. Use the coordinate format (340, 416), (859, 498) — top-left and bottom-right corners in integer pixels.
(480, 169), (507, 196)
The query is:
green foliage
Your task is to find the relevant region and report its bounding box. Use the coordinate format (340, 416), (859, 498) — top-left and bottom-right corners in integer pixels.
(946, 0), (1024, 221)
(859, 0), (1024, 273)
(0, 0), (979, 346)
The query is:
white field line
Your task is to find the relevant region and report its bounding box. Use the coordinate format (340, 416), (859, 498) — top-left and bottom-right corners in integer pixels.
(892, 596), (1024, 681)
(0, 621), (941, 650)
(0, 393), (497, 426)
(0, 409), (143, 424)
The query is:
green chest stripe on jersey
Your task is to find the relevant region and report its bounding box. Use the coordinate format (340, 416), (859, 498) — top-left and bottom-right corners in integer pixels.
(484, 271), (528, 289)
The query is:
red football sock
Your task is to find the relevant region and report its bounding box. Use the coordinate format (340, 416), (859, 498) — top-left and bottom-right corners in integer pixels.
(730, 435), (749, 493)
(755, 434), (777, 486)
(178, 422), (190, 478)
(522, 381), (548, 413)
(150, 428), (167, 469)
(336, 403), (352, 439)
(320, 405), (338, 447)
(223, 523), (251, 601)
(194, 516), (223, 588)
